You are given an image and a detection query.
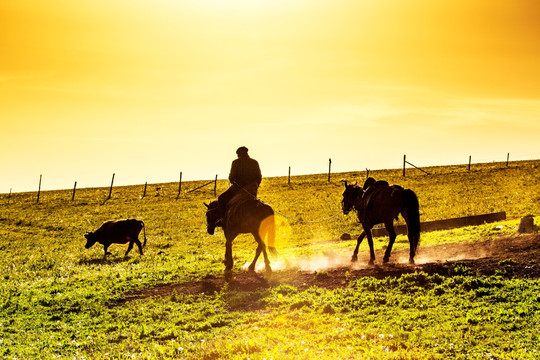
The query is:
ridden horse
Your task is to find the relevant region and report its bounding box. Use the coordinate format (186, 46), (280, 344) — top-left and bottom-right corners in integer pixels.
(204, 194), (277, 272)
(341, 178), (420, 264)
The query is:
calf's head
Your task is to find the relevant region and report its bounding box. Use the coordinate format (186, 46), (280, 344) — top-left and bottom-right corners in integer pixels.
(84, 232), (98, 249)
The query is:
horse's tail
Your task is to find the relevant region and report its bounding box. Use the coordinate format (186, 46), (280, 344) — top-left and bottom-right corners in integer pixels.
(403, 189), (420, 255)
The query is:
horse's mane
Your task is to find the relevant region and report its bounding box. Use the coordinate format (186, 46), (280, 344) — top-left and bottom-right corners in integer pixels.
(345, 183), (362, 197)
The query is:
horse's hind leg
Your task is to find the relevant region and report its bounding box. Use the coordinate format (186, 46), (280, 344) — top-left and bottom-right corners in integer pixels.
(383, 221), (396, 263)
(351, 231), (366, 262)
(401, 211), (416, 264)
(261, 247), (271, 272)
(249, 233), (271, 272)
(408, 236), (417, 265)
(365, 229), (376, 265)
(224, 237), (234, 270)
(248, 245), (262, 272)
(259, 244), (272, 273)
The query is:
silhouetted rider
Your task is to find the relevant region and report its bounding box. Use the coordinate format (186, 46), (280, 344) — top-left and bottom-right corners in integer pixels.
(216, 146), (262, 224)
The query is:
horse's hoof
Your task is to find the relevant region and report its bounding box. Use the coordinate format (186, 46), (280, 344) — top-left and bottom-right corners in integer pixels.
(368, 260), (375, 266)
(383, 257), (390, 264)
(409, 258), (415, 265)
(351, 256), (358, 263)
(248, 265), (256, 272)
(265, 266), (272, 273)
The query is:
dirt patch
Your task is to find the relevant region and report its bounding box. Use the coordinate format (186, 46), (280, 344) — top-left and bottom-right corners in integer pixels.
(112, 234), (540, 305)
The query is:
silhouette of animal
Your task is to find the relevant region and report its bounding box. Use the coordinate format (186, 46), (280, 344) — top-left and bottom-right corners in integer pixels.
(205, 194), (276, 272)
(84, 219), (146, 257)
(342, 178), (420, 264)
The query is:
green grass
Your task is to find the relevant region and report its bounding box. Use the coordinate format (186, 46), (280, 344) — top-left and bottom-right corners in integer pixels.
(0, 160), (539, 359)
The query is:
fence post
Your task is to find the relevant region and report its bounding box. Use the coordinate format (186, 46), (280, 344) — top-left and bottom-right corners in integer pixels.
(468, 156), (471, 172)
(72, 181), (77, 201)
(37, 174), (42, 203)
(288, 166), (291, 186)
(176, 172), (182, 200)
(214, 175), (218, 197)
(142, 182), (147, 199)
(506, 153), (509, 167)
(107, 173), (115, 200)
(403, 155), (406, 176)
(328, 158), (332, 182)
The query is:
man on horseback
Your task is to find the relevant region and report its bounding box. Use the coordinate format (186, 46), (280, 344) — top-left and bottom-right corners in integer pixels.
(216, 146), (262, 225)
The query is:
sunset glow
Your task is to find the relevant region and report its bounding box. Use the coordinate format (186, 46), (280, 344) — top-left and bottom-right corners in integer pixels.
(1, 0), (539, 192)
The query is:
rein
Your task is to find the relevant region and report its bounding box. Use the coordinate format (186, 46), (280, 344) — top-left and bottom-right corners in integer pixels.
(275, 208), (343, 225)
(233, 182), (343, 225)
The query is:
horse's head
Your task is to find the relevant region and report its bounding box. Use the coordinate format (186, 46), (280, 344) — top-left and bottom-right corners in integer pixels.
(341, 181), (361, 215)
(204, 200), (220, 235)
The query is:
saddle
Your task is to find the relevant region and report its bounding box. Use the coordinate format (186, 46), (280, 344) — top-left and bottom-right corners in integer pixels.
(225, 192), (264, 222)
(357, 177), (389, 222)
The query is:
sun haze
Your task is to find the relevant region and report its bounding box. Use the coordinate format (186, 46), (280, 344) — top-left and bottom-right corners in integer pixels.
(1, 0), (539, 192)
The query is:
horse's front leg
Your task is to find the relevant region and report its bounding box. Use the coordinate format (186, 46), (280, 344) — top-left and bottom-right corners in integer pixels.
(351, 231), (366, 262)
(223, 234), (234, 270)
(383, 221), (397, 263)
(364, 228), (376, 265)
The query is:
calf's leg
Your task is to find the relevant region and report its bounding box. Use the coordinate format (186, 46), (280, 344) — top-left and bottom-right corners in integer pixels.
(135, 238), (144, 255)
(125, 237), (135, 257)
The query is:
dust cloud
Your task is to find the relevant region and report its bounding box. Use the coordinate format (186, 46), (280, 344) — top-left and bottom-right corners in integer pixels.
(243, 250), (371, 273)
(243, 242), (493, 273)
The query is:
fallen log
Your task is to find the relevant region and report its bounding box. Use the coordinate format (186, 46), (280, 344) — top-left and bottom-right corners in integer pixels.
(371, 211), (507, 237)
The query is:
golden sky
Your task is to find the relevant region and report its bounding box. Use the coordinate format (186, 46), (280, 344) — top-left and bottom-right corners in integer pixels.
(1, 0), (540, 192)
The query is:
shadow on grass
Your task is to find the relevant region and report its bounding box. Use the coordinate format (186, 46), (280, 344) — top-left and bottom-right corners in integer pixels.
(78, 256), (133, 266)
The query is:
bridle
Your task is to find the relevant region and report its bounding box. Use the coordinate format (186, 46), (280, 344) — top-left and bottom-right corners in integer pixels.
(342, 185), (362, 215)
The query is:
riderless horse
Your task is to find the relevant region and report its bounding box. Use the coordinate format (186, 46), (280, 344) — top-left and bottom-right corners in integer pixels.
(341, 177), (420, 264)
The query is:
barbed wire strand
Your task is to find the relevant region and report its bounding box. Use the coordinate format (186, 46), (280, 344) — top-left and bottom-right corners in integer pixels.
(230, 182), (344, 225)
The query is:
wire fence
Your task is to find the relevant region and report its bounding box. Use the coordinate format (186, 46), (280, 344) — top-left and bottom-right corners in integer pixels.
(2, 154), (539, 206)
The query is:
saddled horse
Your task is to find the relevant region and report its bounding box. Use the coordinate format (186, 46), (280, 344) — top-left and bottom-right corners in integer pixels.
(341, 178), (420, 264)
(205, 194), (277, 272)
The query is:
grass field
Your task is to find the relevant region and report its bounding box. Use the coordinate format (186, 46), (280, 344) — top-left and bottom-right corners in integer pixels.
(0, 160), (539, 359)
